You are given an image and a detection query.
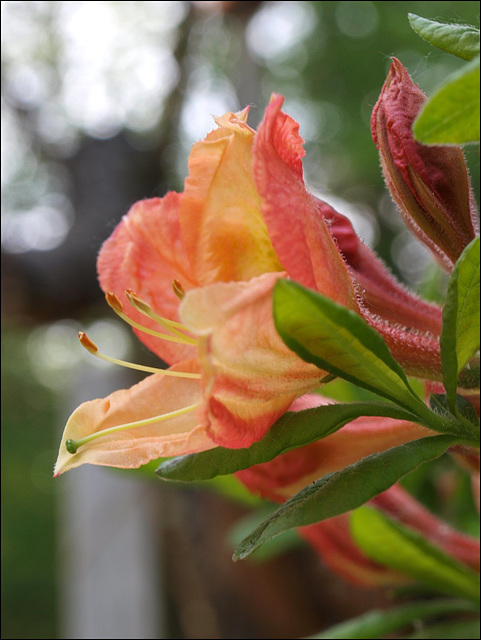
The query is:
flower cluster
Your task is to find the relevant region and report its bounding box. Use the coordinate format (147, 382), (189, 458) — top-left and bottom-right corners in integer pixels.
(55, 58), (479, 589)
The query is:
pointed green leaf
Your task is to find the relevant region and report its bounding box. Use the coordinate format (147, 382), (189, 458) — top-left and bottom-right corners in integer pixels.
(228, 506), (302, 562)
(408, 14), (480, 61)
(273, 280), (426, 416)
(307, 600), (479, 640)
(441, 237), (480, 411)
(156, 402), (417, 482)
(413, 56), (480, 145)
(351, 506), (480, 601)
(233, 434), (458, 561)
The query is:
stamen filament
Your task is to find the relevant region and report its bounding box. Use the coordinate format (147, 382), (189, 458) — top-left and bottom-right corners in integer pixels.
(78, 331), (201, 378)
(66, 402), (200, 454)
(105, 292), (197, 346)
(125, 289), (194, 339)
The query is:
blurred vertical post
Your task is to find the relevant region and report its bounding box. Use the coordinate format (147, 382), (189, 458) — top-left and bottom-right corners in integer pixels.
(57, 365), (165, 639)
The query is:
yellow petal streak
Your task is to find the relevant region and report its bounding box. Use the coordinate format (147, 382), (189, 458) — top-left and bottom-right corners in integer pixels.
(180, 110), (283, 284)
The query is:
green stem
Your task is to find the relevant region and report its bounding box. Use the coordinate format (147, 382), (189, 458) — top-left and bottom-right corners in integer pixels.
(414, 399), (479, 444)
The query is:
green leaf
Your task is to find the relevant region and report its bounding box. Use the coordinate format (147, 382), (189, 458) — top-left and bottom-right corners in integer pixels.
(156, 402), (418, 482)
(441, 237), (480, 411)
(306, 600), (479, 639)
(413, 56), (480, 145)
(273, 280), (426, 416)
(405, 618), (480, 639)
(350, 507), (480, 602)
(430, 394), (480, 430)
(228, 506), (302, 562)
(233, 434), (458, 561)
(408, 14), (480, 61)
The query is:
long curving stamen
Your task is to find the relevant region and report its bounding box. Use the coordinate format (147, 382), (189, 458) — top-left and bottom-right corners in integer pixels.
(105, 292), (197, 346)
(125, 289), (194, 340)
(78, 331), (201, 378)
(65, 402), (200, 454)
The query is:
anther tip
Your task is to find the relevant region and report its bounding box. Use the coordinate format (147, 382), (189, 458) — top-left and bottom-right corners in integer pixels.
(106, 291), (123, 312)
(125, 289), (152, 313)
(172, 279), (185, 300)
(78, 331), (99, 353)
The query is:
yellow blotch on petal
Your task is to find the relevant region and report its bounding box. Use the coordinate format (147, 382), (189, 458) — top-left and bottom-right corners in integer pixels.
(180, 109), (283, 284)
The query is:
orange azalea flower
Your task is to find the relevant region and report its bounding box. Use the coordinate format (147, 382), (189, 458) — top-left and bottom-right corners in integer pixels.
(54, 93), (446, 476)
(55, 96), (356, 475)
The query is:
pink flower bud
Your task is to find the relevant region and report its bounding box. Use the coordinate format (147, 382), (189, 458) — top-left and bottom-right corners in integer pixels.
(371, 58), (479, 271)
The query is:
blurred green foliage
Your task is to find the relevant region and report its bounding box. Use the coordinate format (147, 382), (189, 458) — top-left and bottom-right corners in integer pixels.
(245, 2), (479, 194)
(1, 326), (59, 639)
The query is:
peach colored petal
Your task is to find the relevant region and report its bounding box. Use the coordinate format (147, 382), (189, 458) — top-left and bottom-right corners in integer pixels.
(54, 359), (215, 476)
(180, 109), (283, 284)
(180, 272), (325, 448)
(253, 94), (357, 310)
(237, 416), (430, 501)
(97, 194), (198, 365)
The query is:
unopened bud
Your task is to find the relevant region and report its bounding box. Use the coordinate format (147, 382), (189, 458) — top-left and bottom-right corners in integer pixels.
(371, 58), (478, 272)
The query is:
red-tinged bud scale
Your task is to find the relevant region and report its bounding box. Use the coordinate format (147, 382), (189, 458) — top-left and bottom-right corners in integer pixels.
(371, 58), (479, 272)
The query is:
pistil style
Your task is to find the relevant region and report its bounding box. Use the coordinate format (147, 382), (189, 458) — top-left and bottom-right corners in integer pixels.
(65, 402), (200, 454)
